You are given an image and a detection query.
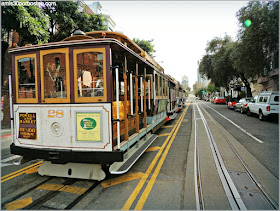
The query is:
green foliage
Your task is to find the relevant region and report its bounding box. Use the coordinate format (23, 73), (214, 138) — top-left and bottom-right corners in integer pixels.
(235, 1), (279, 76)
(198, 1), (278, 98)
(195, 87), (204, 99)
(42, 1), (107, 42)
(206, 83), (219, 93)
(2, 1), (108, 45)
(2, 5), (49, 45)
(199, 36), (236, 87)
(133, 38), (156, 57)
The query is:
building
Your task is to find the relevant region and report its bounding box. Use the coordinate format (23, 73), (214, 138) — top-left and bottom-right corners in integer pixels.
(197, 70), (209, 87)
(88, 2), (117, 32)
(181, 75), (189, 90)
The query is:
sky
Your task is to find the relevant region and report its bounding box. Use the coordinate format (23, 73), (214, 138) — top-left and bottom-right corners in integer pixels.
(86, 1), (249, 89)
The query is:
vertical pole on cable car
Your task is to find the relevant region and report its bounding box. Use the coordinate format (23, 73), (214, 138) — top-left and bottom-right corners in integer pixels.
(135, 63), (139, 133)
(8, 74), (14, 143)
(153, 70), (156, 106)
(115, 67), (121, 149)
(167, 81), (170, 112)
(144, 68), (147, 129)
(124, 55), (129, 142)
(130, 72), (133, 115)
(148, 78), (151, 110)
(143, 68), (147, 140)
(140, 76), (143, 112)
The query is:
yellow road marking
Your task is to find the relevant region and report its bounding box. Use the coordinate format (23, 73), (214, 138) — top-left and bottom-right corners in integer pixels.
(162, 125), (174, 128)
(5, 197), (33, 210)
(145, 147), (161, 152)
(134, 102), (190, 210)
(1, 161), (42, 183)
(101, 172), (145, 188)
(36, 183), (88, 195)
(158, 133), (170, 137)
(59, 185), (88, 195)
(25, 167), (38, 174)
(122, 101), (190, 210)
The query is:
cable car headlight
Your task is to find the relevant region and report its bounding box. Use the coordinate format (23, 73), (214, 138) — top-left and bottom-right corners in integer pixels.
(51, 122), (63, 136)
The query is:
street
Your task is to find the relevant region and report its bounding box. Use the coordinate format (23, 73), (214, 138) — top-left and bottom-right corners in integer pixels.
(1, 97), (279, 210)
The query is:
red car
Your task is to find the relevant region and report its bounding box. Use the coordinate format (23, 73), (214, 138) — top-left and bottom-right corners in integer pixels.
(214, 97), (226, 104)
(227, 98), (238, 109)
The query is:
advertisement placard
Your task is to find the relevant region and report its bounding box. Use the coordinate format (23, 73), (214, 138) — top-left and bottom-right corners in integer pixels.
(76, 112), (101, 142)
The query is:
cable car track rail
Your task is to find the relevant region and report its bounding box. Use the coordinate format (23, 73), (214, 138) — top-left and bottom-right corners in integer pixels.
(2, 177), (102, 210)
(200, 102), (279, 210)
(193, 103), (205, 210)
(194, 102), (246, 210)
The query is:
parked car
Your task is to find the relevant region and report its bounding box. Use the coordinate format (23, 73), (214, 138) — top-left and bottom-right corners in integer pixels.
(247, 91), (279, 121)
(227, 98), (238, 109)
(203, 96), (210, 101)
(214, 97), (226, 104)
(234, 97), (253, 114)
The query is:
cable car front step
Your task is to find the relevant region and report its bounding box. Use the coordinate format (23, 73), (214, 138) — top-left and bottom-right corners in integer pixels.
(109, 133), (157, 174)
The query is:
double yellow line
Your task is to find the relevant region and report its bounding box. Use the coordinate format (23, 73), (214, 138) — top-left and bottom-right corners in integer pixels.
(122, 101), (191, 210)
(1, 161), (42, 183)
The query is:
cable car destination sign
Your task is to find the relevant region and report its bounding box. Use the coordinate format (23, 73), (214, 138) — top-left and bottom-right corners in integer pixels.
(18, 113), (37, 139)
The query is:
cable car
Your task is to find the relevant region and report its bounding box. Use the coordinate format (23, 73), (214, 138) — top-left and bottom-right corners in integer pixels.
(8, 31), (180, 180)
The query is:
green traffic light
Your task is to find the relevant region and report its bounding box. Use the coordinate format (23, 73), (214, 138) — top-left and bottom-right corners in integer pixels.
(244, 19), (252, 27)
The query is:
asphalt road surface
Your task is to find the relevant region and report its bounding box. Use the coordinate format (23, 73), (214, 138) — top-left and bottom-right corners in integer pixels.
(199, 100), (279, 178)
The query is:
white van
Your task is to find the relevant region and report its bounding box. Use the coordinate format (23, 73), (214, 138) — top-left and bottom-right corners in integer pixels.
(247, 91), (279, 121)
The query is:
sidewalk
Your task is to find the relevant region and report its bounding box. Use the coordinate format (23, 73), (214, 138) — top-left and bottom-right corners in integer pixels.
(1, 128), (11, 138)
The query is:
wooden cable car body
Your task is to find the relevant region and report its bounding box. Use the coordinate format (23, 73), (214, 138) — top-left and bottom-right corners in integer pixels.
(8, 31), (180, 180)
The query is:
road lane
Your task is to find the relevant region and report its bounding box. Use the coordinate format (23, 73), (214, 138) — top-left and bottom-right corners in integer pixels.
(200, 101), (279, 178)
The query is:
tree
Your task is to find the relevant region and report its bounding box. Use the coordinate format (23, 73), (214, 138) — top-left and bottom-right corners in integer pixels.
(133, 38), (156, 57)
(199, 2), (278, 97)
(199, 36), (237, 87)
(206, 83), (219, 93)
(2, 5), (49, 45)
(195, 87), (204, 99)
(235, 1), (279, 76)
(41, 1), (107, 42)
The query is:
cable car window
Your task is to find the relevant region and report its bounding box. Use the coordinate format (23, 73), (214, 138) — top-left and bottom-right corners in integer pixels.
(145, 75), (152, 97)
(162, 78), (165, 97)
(77, 52), (104, 97)
(43, 53), (67, 99)
(165, 79), (168, 97)
(17, 57), (36, 99)
(155, 73), (158, 96)
(159, 75), (162, 96)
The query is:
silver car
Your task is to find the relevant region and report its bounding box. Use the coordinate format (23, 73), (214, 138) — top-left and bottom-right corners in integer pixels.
(234, 98), (253, 114)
